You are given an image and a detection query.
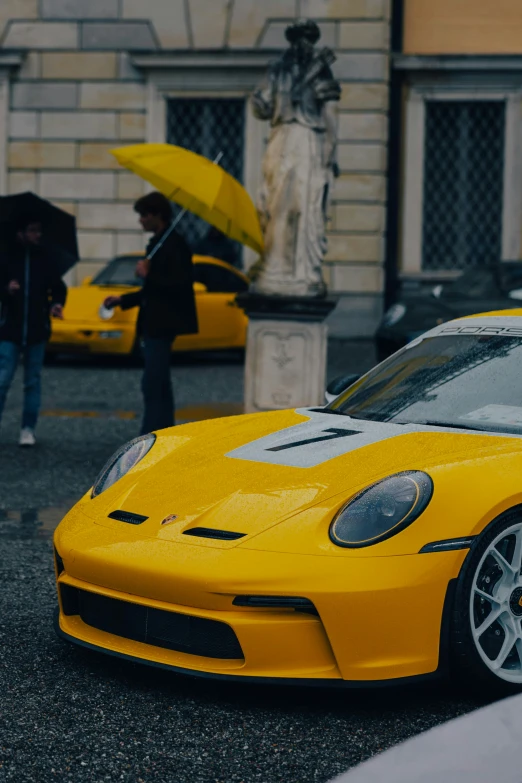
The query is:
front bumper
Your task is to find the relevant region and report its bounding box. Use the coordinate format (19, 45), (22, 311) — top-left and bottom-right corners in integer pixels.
(54, 509), (467, 684)
(49, 321), (134, 355)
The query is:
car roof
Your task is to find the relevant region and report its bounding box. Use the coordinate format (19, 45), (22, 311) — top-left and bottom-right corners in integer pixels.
(458, 308), (522, 319)
(419, 310), (522, 341)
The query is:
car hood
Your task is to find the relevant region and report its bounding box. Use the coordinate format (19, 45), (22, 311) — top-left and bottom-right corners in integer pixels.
(83, 408), (522, 554)
(61, 285), (138, 324)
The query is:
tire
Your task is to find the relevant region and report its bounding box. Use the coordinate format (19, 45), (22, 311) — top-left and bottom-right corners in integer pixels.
(452, 508), (522, 696)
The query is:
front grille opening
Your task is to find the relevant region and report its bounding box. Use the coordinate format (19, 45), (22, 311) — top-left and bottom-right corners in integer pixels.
(60, 585), (243, 660)
(108, 510), (148, 525)
(60, 583), (79, 614)
(54, 547), (65, 576)
(183, 527), (246, 541)
(233, 596), (318, 615)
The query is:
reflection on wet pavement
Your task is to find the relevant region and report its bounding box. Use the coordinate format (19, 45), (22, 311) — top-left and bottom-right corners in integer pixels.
(41, 409), (137, 420)
(177, 402), (244, 422)
(40, 402), (245, 423)
(0, 505), (74, 540)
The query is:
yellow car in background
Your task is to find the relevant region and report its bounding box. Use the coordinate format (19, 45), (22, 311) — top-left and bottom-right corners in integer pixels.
(49, 254), (249, 356)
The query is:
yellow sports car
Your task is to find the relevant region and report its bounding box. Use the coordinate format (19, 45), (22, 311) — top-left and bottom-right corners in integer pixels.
(54, 311), (522, 691)
(49, 254), (249, 355)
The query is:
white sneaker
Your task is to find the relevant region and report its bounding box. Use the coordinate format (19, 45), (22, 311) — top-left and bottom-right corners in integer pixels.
(19, 428), (36, 447)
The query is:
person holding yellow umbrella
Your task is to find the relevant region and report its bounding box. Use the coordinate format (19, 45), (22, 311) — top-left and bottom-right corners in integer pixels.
(111, 144), (263, 256)
(103, 143), (263, 433)
(103, 191), (198, 434)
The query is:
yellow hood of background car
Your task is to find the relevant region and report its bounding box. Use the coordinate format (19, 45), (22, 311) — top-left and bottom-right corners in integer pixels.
(61, 285), (135, 324)
(58, 254), (247, 325)
(75, 408), (522, 557)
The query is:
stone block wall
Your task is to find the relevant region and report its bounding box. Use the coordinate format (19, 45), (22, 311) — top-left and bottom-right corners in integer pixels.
(0, 0), (391, 335)
(4, 46), (148, 275)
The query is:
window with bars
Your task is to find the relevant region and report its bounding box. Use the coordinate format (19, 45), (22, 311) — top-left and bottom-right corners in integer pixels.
(422, 101), (506, 271)
(166, 98), (246, 265)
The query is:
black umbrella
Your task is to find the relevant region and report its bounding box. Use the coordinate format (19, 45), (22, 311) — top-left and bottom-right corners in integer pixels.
(0, 192), (79, 275)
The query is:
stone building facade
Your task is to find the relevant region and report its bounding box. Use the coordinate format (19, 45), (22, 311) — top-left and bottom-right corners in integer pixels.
(393, 0), (522, 289)
(0, 0), (391, 336)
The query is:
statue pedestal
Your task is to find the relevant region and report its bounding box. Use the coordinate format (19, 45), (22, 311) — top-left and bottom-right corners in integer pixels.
(237, 294), (337, 413)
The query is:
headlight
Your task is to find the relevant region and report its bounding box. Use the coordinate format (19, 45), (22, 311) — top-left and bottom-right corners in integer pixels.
(382, 303), (406, 327)
(92, 434), (156, 498)
(99, 304), (114, 321)
(330, 471), (433, 548)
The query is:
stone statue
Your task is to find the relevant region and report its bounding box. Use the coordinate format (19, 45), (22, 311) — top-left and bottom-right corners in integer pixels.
(251, 19), (341, 298)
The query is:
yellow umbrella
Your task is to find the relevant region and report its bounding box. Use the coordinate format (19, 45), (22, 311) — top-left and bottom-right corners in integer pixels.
(111, 143), (264, 254)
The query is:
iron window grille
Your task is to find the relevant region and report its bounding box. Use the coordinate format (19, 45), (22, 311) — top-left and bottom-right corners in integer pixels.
(422, 100), (506, 271)
(166, 98), (246, 266)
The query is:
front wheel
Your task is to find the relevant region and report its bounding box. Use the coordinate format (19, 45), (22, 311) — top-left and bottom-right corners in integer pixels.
(452, 510), (522, 694)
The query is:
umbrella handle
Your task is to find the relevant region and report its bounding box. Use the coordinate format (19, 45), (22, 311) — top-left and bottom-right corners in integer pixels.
(146, 150), (225, 262)
(145, 207), (186, 263)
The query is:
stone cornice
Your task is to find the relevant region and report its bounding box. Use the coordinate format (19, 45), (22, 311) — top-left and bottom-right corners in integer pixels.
(394, 54), (522, 71)
(0, 51), (24, 72)
(130, 49), (282, 71)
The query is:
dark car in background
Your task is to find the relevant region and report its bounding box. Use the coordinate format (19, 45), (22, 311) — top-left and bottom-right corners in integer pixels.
(375, 262), (522, 361)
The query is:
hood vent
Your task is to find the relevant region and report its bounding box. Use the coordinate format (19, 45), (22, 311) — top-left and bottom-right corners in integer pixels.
(108, 510), (148, 525)
(183, 527), (246, 541)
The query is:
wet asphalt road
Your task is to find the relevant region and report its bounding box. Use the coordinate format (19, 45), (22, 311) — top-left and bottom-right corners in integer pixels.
(0, 342), (486, 783)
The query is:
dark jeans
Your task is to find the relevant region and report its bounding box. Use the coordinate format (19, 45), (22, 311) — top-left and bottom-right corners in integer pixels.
(141, 336), (175, 434)
(0, 341), (46, 430)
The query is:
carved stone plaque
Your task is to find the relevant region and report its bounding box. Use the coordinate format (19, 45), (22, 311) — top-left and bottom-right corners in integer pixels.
(244, 319), (328, 412)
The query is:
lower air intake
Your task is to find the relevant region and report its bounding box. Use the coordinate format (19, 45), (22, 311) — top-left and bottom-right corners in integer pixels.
(54, 548), (65, 576)
(60, 585), (243, 660)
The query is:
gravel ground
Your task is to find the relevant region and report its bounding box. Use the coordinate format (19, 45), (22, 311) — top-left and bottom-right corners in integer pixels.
(0, 342), (486, 783)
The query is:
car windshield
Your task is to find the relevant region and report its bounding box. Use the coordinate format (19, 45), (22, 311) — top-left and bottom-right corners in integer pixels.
(92, 257), (144, 287)
(329, 331), (522, 434)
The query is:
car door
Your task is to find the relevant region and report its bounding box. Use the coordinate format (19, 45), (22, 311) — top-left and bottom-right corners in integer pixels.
(175, 260), (249, 351)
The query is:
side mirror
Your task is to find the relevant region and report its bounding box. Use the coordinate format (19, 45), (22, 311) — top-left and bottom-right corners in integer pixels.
(82, 276), (93, 286)
(325, 374), (361, 404)
(193, 281), (208, 293)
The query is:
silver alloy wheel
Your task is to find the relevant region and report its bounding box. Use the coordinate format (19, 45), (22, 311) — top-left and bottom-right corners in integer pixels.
(470, 522), (522, 683)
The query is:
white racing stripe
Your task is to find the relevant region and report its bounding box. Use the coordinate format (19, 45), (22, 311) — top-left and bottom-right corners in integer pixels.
(226, 409), (507, 469)
(228, 317), (522, 469)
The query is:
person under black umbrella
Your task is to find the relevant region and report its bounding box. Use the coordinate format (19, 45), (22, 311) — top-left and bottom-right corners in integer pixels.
(0, 191), (79, 278)
(0, 214), (67, 446)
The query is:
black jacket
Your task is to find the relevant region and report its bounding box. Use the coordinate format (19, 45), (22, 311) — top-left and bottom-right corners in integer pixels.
(0, 243), (67, 346)
(120, 227), (198, 339)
